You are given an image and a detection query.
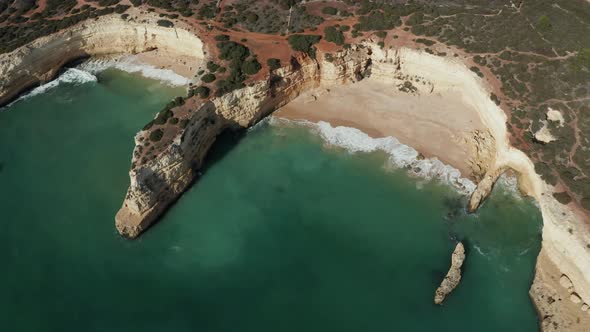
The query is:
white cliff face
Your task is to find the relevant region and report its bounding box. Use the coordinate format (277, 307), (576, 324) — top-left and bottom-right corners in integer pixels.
(0, 13), (204, 105)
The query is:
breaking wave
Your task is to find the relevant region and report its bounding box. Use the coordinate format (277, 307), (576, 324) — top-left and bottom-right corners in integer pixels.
(10, 68), (97, 105)
(80, 56), (191, 86)
(269, 117), (476, 195)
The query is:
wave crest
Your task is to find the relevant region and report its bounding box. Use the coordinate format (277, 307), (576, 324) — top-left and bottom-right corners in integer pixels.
(11, 68), (97, 104)
(80, 56), (191, 86)
(270, 118), (476, 195)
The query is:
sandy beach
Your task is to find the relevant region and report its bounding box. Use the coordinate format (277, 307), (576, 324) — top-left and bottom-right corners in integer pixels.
(275, 79), (485, 180)
(135, 49), (201, 79)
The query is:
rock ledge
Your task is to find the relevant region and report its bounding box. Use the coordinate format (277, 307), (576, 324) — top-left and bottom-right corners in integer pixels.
(435, 242), (466, 305)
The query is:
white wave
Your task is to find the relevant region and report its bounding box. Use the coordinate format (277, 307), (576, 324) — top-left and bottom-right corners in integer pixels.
(80, 56), (191, 86)
(473, 244), (491, 259)
(517, 247), (531, 256)
(302, 120), (477, 195)
(496, 173), (522, 199)
(11, 68), (97, 104)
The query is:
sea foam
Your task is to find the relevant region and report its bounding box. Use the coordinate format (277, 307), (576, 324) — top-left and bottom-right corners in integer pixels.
(10, 68), (97, 105)
(270, 117), (476, 195)
(80, 56), (191, 86)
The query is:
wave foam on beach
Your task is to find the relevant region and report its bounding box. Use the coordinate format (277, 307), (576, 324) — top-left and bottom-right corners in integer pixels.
(270, 117), (476, 195)
(8, 68), (97, 105)
(80, 56), (191, 86)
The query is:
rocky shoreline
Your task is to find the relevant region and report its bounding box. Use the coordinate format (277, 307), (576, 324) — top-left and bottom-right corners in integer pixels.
(1, 13), (589, 331)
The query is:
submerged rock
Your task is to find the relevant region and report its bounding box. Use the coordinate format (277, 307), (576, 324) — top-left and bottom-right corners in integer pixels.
(434, 242), (466, 305)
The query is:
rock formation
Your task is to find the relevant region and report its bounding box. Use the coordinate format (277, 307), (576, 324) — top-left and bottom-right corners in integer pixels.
(2, 14), (590, 328)
(0, 13), (204, 106)
(434, 242), (466, 305)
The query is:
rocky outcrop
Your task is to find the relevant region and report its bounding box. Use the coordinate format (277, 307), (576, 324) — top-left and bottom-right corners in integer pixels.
(530, 249), (590, 331)
(435, 242), (465, 305)
(0, 13), (204, 105)
(115, 48), (373, 237)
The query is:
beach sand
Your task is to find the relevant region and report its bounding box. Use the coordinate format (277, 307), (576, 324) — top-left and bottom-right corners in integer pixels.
(135, 49), (201, 79)
(275, 79), (485, 180)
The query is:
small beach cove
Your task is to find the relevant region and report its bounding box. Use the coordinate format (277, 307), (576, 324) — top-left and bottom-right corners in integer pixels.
(0, 66), (543, 331)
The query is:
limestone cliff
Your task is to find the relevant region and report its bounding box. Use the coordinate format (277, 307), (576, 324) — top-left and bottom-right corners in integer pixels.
(0, 13), (204, 105)
(115, 47), (373, 238)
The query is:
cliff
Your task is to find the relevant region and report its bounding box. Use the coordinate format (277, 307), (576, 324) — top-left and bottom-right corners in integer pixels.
(0, 13), (204, 106)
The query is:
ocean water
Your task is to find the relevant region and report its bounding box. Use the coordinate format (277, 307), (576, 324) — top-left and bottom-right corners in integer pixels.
(0, 68), (542, 331)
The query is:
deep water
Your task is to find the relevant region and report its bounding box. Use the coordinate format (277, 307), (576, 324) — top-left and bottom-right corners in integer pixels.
(0, 69), (542, 331)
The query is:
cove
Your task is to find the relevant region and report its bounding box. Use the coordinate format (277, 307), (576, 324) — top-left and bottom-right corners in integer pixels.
(0, 69), (542, 331)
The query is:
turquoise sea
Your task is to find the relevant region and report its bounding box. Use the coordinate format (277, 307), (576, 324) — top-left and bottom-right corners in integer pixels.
(0, 68), (542, 331)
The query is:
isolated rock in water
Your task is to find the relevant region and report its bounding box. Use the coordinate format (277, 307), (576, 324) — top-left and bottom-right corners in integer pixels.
(434, 242), (466, 305)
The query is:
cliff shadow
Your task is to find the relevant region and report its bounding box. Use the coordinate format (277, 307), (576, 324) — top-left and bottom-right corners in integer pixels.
(198, 127), (248, 175)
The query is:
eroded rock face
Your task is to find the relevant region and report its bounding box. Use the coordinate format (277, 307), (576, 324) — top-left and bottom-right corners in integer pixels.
(115, 47), (375, 237)
(434, 242), (465, 305)
(0, 12), (204, 105)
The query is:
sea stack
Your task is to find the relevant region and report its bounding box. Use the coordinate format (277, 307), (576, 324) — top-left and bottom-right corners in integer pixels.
(435, 242), (466, 305)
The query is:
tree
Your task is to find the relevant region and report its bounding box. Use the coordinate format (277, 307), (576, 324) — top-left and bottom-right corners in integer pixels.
(267, 58), (281, 70)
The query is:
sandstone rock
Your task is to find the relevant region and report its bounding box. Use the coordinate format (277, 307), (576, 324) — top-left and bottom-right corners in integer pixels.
(434, 242), (465, 305)
(582, 303), (588, 311)
(571, 293), (582, 303)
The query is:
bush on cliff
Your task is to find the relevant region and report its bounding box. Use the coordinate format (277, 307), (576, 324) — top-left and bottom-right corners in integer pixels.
(149, 129), (164, 142)
(157, 19), (174, 28)
(322, 6), (338, 16)
(194, 86), (210, 98)
(242, 59), (261, 75)
(267, 58), (281, 71)
(287, 34), (321, 58)
(324, 26), (344, 46)
(201, 73), (216, 83)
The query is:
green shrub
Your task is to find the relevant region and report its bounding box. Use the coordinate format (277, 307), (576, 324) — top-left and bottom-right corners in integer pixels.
(267, 58), (282, 71)
(194, 86), (210, 98)
(202, 73), (216, 83)
(246, 12), (259, 23)
(242, 59), (262, 75)
(325, 26), (344, 46)
(207, 61), (220, 72)
(537, 15), (552, 32)
(375, 31), (387, 39)
(156, 19), (174, 28)
(553, 192), (572, 204)
(149, 129), (164, 142)
(322, 6), (338, 16)
(325, 53), (334, 62)
(287, 34), (321, 58)
(215, 34), (230, 41)
(490, 92), (501, 105)
(415, 38), (435, 46)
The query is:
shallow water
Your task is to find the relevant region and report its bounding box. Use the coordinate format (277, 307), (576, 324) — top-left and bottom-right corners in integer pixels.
(0, 69), (542, 331)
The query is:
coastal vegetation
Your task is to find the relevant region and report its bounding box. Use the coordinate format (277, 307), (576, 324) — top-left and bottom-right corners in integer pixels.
(288, 34), (321, 58)
(324, 26), (345, 46)
(267, 58), (282, 71)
